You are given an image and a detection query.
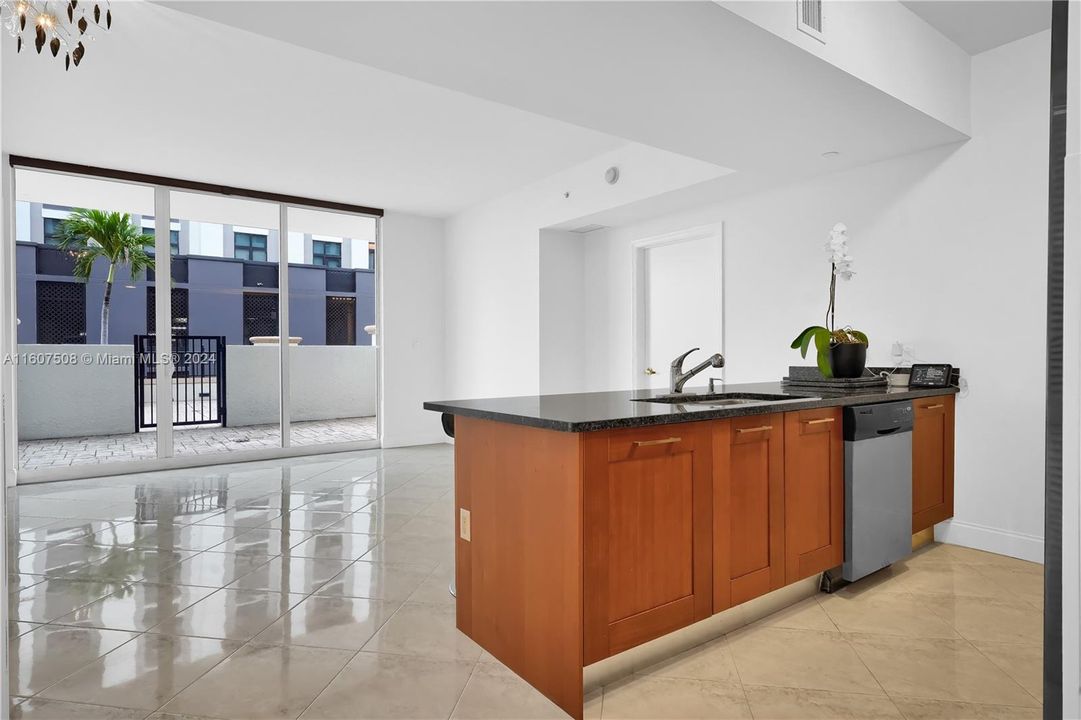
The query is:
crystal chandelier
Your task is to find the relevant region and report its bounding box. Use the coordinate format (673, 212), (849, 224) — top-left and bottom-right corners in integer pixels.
(2, 0), (111, 70)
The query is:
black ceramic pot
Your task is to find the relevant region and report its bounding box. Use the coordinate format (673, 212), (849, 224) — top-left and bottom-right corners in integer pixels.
(830, 343), (867, 379)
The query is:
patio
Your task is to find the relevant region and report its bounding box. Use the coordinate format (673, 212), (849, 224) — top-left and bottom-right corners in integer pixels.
(18, 417), (377, 472)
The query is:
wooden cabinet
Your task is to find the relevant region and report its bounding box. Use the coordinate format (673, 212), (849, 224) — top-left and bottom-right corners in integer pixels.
(912, 395), (955, 532)
(583, 421), (713, 664)
(783, 407), (844, 583)
(712, 414), (785, 611)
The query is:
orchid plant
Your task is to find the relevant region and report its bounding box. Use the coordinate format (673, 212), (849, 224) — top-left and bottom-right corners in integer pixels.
(791, 223), (869, 377)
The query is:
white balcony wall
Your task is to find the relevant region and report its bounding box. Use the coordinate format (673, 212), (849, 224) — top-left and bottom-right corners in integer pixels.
(16, 344), (376, 441)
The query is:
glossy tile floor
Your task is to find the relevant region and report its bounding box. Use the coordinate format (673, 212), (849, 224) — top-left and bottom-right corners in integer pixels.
(6, 444), (1043, 719)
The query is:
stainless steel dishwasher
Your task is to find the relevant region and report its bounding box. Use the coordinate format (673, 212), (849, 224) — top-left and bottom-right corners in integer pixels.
(827, 400), (914, 589)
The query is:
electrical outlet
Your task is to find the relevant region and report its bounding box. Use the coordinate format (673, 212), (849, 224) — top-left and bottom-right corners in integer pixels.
(891, 342), (904, 362)
(459, 508), (471, 542)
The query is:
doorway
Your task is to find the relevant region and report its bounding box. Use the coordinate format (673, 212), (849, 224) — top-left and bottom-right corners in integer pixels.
(632, 224), (724, 391)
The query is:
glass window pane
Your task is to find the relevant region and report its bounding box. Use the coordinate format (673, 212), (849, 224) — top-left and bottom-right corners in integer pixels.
(286, 206), (377, 448)
(14, 169), (156, 473)
(169, 191), (282, 457)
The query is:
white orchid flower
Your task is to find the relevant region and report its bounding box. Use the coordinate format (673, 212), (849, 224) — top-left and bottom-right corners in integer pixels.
(825, 222), (855, 279)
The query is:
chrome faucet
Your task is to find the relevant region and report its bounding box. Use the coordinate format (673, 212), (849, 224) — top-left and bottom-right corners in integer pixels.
(670, 348), (725, 393)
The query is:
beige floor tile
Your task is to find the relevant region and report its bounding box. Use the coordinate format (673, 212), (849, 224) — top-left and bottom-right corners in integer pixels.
(39, 633), (241, 710)
(583, 688), (602, 720)
(600, 675), (751, 719)
(315, 559), (432, 601)
(818, 591), (960, 639)
(10, 698), (145, 720)
(890, 695), (1042, 719)
(53, 582), (217, 631)
(395, 514), (456, 539)
(365, 600), (483, 661)
(889, 563), (1013, 598)
(210, 527), (312, 556)
(452, 661), (569, 719)
(254, 595), (397, 649)
(754, 597), (838, 632)
(361, 534), (455, 570)
(9, 623), (138, 695)
(12, 577), (120, 623)
(742, 685), (904, 719)
(406, 564), (456, 605)
(321, 510), (413, 536)
(151, 588), (305, 641)
(972, 564), (1045, 609)
(933, 545), (1042, 574)
(163, 643), (353, 720)
(922, 594), (1042, 645)
(971, 641), (1043, 703)
(301, 651), (473, 719)
(726, 626), (883, 695)
(153, 551), (275, 588)
(847, 634), (1037, 707)
(635, 636), (740, 684)
(224, 556), (353, 594)
(287, 531), (380, 560)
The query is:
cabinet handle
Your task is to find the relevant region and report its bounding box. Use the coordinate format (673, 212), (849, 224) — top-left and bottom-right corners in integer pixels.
(804, 418), (835, 425)
(737, 425), (773, 434)
(633, 437), (682, 447)
(923, 403), (945, 410)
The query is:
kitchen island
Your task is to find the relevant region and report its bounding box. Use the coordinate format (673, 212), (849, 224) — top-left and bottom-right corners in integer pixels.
(424, 381), (958, 719)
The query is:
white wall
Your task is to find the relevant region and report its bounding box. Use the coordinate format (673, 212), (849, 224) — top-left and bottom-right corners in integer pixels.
(719, 0), (972, 134)
(226, 345), (377, 427)
(539, 230), (586, 394)
(17, 345), (133, 440)
(575, 31), (1050, 561)
(380, 211), (448, 447)
(445, 143), (729, 400)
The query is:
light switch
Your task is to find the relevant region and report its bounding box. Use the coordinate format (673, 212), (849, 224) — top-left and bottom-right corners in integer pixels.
(459, 508), (471, 542)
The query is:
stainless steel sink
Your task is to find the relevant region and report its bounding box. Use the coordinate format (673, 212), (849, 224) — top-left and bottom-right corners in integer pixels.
(632, 392), (802, 406)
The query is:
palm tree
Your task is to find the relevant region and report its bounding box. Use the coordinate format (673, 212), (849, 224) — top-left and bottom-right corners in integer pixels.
(56, 209), (155, 344)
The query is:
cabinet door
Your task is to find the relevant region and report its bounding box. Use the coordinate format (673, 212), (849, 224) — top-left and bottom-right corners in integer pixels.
(912, 395), (955, 533)
(713, 415), (785, 611)
(583, 422), (712, 664)
(783, 408), (843, 583)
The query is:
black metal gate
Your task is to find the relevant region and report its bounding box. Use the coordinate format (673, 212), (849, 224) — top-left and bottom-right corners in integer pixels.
(135, 335), (227, 429)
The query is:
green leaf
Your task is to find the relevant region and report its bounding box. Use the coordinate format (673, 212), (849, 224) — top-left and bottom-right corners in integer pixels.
(791, 326), (827, 359)
(850, 330), (869, 347)
(812, 327), (833, 378)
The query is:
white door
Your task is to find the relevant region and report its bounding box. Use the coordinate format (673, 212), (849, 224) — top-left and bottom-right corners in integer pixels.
(634, 226), (723, 391)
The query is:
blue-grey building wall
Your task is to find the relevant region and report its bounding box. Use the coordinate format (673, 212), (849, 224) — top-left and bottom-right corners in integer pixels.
(289, 266), (326, 345)
(188, 258), (246, 345)
(15, 243), (374, 348)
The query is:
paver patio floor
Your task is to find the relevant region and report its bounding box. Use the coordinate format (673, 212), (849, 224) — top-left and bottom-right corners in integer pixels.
(18, 416), (377, 471)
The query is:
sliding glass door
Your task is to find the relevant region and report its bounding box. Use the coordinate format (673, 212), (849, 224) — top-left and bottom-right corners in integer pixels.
(5, 160), (381, 483)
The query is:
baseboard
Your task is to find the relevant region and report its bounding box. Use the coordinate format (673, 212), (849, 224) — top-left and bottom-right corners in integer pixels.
(935, 519), (1045, 564)
(380, 434), (451, 449)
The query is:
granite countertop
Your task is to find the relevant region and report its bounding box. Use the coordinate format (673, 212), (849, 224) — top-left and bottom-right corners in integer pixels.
(423, 381), (960, 433)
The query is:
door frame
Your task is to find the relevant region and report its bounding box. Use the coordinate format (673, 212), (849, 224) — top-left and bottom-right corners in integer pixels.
(630, 223), (724, 391)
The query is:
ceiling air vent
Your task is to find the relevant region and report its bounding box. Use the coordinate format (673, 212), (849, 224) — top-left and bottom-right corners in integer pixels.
(569, 224), (607, 234)
(797, 0), (825, 43)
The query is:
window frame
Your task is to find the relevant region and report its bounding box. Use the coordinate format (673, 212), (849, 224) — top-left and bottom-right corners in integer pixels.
(234, 231), (269, 262)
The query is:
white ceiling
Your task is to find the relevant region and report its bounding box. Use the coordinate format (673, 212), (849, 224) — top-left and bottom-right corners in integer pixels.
(164, 1), (966, 187)
(4, 1), (976, 218)
(901, 0), (1051, 54)
(0, 2), (625, 217)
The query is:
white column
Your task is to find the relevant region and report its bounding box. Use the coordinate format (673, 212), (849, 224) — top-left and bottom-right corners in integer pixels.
(155, 187), (174, 457)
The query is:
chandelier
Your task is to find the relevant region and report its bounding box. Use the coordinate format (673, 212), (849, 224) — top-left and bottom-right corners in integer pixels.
(2, 0), (111, 70)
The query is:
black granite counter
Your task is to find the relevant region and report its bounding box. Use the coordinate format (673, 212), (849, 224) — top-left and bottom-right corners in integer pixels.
(423, 381), (960, 433)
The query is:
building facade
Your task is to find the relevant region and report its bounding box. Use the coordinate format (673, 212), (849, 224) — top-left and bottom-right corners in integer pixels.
(15, 202), (376, 347)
